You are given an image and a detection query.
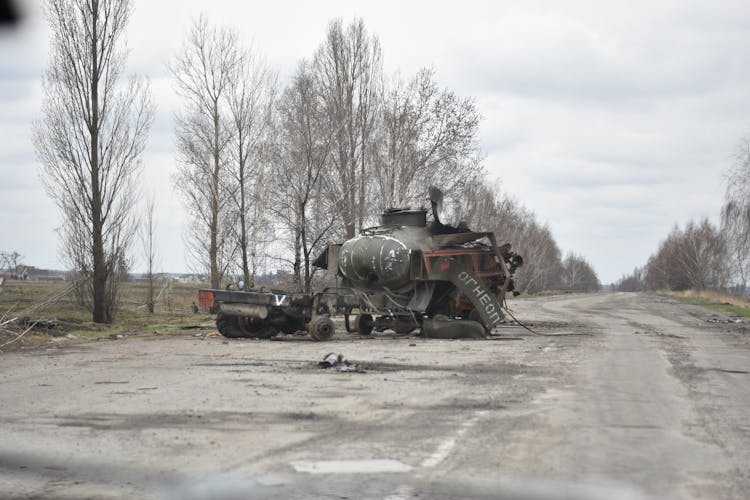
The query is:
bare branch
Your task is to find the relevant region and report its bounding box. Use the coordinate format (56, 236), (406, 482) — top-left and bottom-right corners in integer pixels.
(33, 0), (153, 323)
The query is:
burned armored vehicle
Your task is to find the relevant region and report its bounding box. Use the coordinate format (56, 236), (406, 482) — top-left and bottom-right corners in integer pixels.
(199, 187), (522, 340)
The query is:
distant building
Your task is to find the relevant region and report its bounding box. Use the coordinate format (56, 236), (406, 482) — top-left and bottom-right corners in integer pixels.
(18, 266), (66, 281)
(174, 274), (209, 284)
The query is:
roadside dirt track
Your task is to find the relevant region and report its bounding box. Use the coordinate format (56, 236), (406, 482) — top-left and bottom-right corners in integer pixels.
(1, 292), (749, 499)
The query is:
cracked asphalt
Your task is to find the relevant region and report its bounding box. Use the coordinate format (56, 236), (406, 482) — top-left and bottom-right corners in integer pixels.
(0, 292), (748, 499)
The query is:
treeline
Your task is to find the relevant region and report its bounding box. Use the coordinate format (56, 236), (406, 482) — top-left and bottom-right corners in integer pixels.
(455, 183), (600, 293)
(616, 140), (750, 295)
(172, 17), (601, 295)
(33, 0), (600, 324)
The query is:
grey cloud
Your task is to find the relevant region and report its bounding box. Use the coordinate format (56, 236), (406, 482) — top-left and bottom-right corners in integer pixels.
(444, 5), (750, 107)
(0, 78), (38, 102)
(2, 0), (749, 281)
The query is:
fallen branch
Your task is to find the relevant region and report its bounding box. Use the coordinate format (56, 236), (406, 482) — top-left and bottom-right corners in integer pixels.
(0, 277), (90, 352)
(0, 302), (19, 327)
(0, 321), (36, 350)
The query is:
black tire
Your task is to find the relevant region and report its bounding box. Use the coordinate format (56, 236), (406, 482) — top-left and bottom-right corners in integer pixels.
(216, 313), (245, 338)
(237, 316), (277, 339)
(308, 316), (335, 341)
(217, 314), (277, 339)
(355, 314), (374, 335)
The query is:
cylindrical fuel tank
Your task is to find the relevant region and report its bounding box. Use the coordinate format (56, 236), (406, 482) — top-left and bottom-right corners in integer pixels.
(339, 234), (412, 291)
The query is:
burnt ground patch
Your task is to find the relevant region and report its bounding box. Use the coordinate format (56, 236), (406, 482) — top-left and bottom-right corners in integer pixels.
(194, 358), (547, 379)
(354, 360), (539, 377)
(37, 410), (335, 431)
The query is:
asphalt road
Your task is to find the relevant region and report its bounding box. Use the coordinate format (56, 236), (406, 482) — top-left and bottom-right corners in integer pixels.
(1, 292), (748, 499)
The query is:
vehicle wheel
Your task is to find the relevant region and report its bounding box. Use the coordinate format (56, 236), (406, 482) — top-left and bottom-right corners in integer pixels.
(216, 313), (245, 338)
(355, 314), (374, 335)
(308, 316), (335, 341)
(237, 316), (277, 339)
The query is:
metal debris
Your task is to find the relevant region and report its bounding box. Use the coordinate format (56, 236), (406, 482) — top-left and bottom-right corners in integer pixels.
(707, 317), (745, 324)
(21, 317), (58, 330)
(317, 353), (365, 373)
(318, 352), (343, 368)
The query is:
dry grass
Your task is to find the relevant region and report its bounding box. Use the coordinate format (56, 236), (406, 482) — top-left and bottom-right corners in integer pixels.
(670, 289), (750, 307)
(0, 279), (215, 352)
(668, 289), (750, 317)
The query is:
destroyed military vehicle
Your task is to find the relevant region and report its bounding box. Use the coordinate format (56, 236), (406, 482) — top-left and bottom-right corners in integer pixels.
(199, 187), (522, 340)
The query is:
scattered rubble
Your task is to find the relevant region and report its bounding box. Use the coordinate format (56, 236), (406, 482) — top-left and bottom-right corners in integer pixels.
(317, 352), (365, 373)
(318, 352), (342, 367)
(707, 317), (745, 324)
(21, 317), (59, 330)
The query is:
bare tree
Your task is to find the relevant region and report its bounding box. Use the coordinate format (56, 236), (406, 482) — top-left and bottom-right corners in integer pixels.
(512, 220), (564, 294)
(171, 16), (240, 289)
(314, 18), (382, 238)
(453, 180), (501, 228)
(139, 194), (157, 313)
(449, 174), (526, 233)
(615, 267), (645, 292)
(645, 219), (728, 291)
(373, 68), (482, 211)
(273, 61), (336, 292)
(225, 43), (277, 288)
(721, 201), (750, 295)
(644, 224), (686, 291)
(253, 184), (276, 288)
(642, 138), (750, 295)
(0, 251), (23, 273)
(33, 0), (153, 323)
(561, 253), (600, 292)
(721, 137), (750, 295)
(458, 180), (564, 294)
(272, 61), (338, 292)
(676, 219), (728, 291)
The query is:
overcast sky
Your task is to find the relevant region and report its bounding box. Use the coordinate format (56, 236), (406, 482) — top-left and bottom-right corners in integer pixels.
(2, 0), (749, 283)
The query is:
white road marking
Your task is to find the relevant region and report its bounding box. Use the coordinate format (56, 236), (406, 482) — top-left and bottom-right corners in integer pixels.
(290, 459), (413, 474)
(290, 411), (486, 481)
(420, 410), (487, 468)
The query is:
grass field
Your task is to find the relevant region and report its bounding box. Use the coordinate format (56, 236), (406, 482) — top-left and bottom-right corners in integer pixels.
(667, 289), (750, 318)
(4, 281), (748, 352)
(0, 279), (215, 351)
